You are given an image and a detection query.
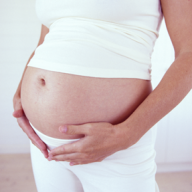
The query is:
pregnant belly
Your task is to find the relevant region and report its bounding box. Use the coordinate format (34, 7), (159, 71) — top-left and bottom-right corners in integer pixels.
(21, 66), (152, 139)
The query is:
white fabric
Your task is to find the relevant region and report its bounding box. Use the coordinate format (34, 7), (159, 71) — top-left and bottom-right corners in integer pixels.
(28, 0), (163, 80)
(30, 122), (160, 192)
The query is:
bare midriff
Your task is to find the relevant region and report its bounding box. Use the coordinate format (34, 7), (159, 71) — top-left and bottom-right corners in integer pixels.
(21, 66), (152, 139)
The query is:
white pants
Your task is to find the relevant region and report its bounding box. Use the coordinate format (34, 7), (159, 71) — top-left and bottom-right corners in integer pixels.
(30, 122), (160, 192)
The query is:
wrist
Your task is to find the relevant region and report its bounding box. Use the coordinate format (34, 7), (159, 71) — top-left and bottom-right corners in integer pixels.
(113, 122), (135, 150)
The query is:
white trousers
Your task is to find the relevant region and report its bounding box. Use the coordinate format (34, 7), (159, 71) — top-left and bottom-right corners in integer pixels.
(30, 122), (160, 192)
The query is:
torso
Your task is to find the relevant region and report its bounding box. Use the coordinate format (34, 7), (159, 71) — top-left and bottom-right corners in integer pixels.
(21, 66), (152, 139)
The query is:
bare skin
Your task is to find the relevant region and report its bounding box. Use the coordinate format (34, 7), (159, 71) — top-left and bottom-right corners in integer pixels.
(13, 0), (192, 165)
(20, 66), (152, 139)
(13, 23), (152, 158)
(13, 24), (50, 157)
(48, 0), (192, 165)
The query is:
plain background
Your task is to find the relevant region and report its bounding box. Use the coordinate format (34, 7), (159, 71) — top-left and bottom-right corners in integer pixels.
(0, 0), (192, 173)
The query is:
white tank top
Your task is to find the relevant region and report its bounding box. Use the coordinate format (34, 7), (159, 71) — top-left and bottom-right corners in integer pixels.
(28, 0), (163, 80)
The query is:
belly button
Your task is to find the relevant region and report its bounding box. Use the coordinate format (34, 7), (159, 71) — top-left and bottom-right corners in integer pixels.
(40, 78), (46, 86)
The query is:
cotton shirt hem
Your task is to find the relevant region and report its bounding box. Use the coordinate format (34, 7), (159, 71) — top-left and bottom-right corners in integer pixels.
(28, 59), (151, 80)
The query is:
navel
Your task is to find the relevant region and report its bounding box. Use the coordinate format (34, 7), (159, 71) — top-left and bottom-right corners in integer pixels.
(39, 78), (46, 86)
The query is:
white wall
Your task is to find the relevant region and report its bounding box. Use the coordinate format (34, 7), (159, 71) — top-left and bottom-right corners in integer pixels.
(0, 0), (192, 172)
(0, 0), (40, 153)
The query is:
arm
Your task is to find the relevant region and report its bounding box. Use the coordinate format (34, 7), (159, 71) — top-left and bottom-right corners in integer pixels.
(117, 0), (192, 147)
(14, 24), (49, 98)
(13, 24), (49, 157)
(46, 0), (192, 165)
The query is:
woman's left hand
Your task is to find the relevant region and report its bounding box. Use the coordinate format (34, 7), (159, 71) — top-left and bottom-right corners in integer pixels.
(48, 122), (133, 165)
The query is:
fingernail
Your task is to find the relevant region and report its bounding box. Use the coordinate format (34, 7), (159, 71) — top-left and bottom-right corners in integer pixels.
(70, 162), (75, 166)
(60, 126), (67, 133)
(49, 154), (53, 157)
(48, 157), (52, 161)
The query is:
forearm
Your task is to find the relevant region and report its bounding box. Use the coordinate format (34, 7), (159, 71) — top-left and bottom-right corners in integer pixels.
(119, 52), (192, 147)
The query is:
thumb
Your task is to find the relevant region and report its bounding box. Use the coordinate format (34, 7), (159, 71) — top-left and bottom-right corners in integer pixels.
(13, 97), (24, 118)
(13, 108), (24, 118)
(59, 124), (90, 135)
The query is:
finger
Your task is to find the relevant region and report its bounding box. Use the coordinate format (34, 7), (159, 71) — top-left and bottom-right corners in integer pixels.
(49, 140), (82, 157)
(49, 153), (81, 162)
(13, 96), (24, 117)
(31, 140), (43, 152)
(12, 109), (24, 118)
(96, 157), (105, 162)
(29, 130), (49, 158)
(59, 123), (93, 135)
(17, 116), (49, 158)
(70, 156), (105, 166)
(70, 160), (94, 166)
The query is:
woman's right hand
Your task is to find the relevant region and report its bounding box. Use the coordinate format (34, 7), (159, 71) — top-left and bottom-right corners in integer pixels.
(12, 92), (49, 158)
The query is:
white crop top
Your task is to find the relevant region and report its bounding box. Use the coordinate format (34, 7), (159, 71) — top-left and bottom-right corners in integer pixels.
(28, 0), (163, 80)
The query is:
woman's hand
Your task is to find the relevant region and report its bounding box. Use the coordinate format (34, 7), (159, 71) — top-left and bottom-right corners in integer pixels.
(48, 122), (134, 165)
(12, 93), (49, 158)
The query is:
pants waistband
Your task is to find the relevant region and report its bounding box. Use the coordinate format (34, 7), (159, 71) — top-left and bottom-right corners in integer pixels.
(29, 122), (80, 151)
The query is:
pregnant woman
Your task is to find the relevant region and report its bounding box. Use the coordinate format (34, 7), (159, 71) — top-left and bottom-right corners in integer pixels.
(13, 0), (192, 192)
